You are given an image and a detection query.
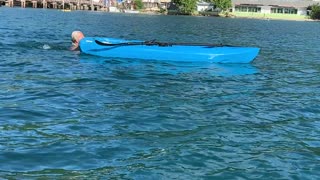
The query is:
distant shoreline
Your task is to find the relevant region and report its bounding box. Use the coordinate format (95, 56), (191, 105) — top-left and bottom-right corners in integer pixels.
(152, 10), (317, 22)
(227, 12), (316, 22)
(227, 15), (314, 22)
(2, 6), (318, 22)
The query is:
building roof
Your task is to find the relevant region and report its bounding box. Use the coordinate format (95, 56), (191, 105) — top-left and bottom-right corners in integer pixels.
(232, 0), (319, 8)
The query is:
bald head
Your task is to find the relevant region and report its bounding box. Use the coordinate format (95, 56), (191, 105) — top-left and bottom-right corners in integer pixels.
(70, 31), (85, 51)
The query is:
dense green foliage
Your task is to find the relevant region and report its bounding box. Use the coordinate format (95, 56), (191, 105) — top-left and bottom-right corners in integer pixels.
(172, 0), (197, 15)
(208, 0), (232, 12)
(134, 0), (144, 10)
(172, 0), (231, 15)
(310, 4), (320, 19)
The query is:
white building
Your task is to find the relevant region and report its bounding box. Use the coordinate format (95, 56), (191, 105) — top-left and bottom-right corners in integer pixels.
(232, 0), (320, 16)
(196, 1), (215, 12)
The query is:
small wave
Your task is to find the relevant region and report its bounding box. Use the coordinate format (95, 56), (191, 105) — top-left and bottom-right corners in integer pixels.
(42, 44), (51, 50)
(1, 41), (70, 51)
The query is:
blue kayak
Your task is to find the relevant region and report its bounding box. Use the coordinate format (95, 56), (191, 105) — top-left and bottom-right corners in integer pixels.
(79, 37), (260, 63)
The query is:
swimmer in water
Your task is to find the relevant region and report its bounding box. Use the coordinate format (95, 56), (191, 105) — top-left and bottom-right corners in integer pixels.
(70, 31), (85, 51)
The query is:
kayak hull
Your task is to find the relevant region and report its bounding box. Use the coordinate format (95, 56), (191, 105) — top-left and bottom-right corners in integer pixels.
(79, 37), (260, 63)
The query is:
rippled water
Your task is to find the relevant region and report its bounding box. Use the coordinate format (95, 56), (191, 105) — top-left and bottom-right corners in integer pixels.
(1, 7), (320, 179)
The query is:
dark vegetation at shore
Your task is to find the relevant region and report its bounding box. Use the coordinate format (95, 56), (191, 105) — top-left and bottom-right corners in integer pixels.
(310, 4), (320, 19)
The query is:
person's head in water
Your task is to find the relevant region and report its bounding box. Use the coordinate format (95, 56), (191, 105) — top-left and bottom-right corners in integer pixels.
(70, 31), (84, 51)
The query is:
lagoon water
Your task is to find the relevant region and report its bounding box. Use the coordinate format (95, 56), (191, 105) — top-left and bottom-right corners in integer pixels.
(1, 7), (320, 179)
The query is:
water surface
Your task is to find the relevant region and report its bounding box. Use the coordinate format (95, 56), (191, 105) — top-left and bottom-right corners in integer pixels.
(1, 7), (320, 179)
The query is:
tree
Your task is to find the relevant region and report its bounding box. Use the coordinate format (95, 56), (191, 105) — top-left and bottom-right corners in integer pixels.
(205, 0), (231, 12)
(215, 0), (231, 12)
(310, 4), (320, 20)
(134, 0), (144, 10)
(172, 0), (197, 15)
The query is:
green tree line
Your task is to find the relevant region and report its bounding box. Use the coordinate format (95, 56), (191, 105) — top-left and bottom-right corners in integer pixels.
(310, 4), (320, 20)
(172, 0), (232, 15)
